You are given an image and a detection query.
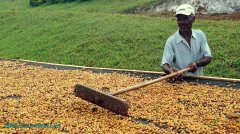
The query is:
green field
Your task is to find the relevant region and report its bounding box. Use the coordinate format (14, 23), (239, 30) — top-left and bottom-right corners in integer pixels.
(0, 0), (240, 78)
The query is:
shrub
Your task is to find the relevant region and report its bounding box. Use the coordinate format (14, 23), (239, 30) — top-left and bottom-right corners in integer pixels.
(29, 0), (46, 7)
(30, 0), (90, 7)
(46, 0), (89, 3)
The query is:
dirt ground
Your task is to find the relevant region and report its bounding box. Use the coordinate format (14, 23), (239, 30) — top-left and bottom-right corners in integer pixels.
(145, 12), (240, 21)
(196, 12), (240, 21)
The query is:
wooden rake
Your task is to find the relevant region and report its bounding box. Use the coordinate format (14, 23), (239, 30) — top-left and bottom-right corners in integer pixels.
(74, 68), (190, 115)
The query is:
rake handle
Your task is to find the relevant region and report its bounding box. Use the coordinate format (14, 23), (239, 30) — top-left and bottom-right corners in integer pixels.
(110, 68), (191, 96)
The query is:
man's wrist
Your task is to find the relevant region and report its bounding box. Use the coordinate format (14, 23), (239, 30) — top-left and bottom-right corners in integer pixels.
(195, 61), (200, 67)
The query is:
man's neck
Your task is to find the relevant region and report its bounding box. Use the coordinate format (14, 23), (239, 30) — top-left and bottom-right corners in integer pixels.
(179, 30), (192, 46)
(179, 30), (192, 38)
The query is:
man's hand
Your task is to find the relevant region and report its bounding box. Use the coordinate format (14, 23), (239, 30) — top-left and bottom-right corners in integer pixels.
(188, 57), (212, 73)
(162, 64), (178, 74)
(188, 62), (198, 73)
(162, 64), (181, 81)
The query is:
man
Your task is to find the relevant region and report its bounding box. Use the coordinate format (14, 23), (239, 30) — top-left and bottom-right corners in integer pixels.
(161, 4), (211, 76)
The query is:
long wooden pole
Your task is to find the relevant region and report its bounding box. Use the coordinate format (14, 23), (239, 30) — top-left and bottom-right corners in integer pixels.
(110, 68), (190, 96)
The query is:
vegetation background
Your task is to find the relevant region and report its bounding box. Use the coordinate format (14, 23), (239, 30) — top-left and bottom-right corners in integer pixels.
(0, 0), (239, 78)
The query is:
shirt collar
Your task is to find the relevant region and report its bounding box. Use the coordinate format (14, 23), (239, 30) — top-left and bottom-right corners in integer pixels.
(176, 29), (196, 44)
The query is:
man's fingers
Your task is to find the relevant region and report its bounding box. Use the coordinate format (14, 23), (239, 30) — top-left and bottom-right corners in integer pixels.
(187, 62), (198, 73)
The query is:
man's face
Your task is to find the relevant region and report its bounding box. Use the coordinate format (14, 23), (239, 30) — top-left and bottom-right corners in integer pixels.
(176, 14), (195, 32)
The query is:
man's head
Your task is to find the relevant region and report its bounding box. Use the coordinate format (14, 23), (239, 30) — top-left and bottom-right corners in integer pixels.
(175, 4), (195, 33)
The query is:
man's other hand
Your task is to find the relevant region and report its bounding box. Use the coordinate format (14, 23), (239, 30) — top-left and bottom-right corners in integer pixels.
(188, 62), (198, 73)
(162, 64), (181, 81)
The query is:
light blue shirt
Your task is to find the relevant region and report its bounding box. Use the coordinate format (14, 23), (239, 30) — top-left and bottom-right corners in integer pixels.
(161, 29), (211, 76)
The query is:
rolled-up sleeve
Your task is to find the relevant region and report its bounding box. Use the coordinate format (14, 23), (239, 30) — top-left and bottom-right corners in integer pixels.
(200, 31), (211, 57)
(161, 39), (174, 66)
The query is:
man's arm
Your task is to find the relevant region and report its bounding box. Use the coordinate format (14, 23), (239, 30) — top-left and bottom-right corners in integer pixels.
(188, 30), (212, 73)
(188, 56), (212, 72)
(195, 56), (212, 67)
(161, 37), (176, 74)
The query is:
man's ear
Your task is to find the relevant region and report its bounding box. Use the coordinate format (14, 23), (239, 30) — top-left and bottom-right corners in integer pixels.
(192, 16), (195, 23)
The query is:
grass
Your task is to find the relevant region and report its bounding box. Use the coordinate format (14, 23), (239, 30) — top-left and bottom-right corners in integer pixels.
(0, 0), (240, 78)
(0, 0), (29, 11)
(0, 0), (162, 13)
